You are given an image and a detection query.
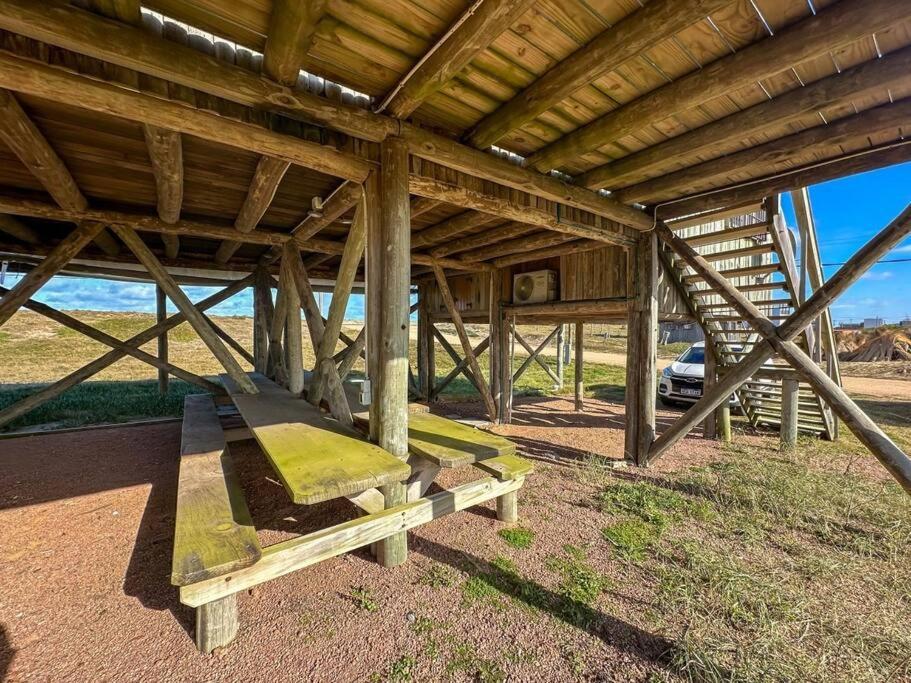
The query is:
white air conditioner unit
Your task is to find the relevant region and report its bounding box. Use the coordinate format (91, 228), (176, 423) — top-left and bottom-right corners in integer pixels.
(513, 269), (556, 304)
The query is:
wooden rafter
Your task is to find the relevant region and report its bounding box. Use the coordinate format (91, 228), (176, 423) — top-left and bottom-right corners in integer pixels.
(0, 1), (652, 231)
(525, 0), (911, 174)
(216, 156), (291, 264)
(430, 221), (533, 258)
(466, 0), (735, 150)
(77, 0), (140, 24)
(412, 210), (498, 250)
(143, 124), (183, 257)
(382, 0), (536, 119)
(0, 214), (38, 244)
(578, 45), (911, 191)
(263, 0), (327, 87)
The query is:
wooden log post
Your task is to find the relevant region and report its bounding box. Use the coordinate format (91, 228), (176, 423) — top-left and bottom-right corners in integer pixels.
(555, 324), (565, 389)
(156, 284), (169, 395)
(574, 321), (584, 412)
(780, 377), (799, 452)
(416, 282), (431, 399)
(375, 139), (410, 568)
(253, 266), (272, 374)
(624, 233), (658, 465)
(195, 594), (238, 655)
(500, 317), (514, 424)
(702, 342), (717, 439)
(283, 251), (304, 395)
(489, 270), (502, 416)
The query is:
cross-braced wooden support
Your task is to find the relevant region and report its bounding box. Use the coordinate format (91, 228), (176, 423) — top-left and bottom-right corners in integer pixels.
(512, 327), (561, 385)
(651, 205), (911, 494)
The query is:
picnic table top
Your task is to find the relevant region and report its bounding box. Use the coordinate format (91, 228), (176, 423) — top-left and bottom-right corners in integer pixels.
(221, 373), (410, 505)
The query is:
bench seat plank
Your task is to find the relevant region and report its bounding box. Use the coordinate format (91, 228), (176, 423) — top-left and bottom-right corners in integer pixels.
(172, 394), (261, 587)
(474, 453), (534, 481)
(404, 412), (516, 468)
(223, 373), (411, 505)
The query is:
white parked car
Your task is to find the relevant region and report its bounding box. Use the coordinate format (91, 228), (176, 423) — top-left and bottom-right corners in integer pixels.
(657, 341), (741, 409)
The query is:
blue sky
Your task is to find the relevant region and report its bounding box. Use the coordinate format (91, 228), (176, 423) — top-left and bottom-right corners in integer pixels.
(2, 160), (909, 323)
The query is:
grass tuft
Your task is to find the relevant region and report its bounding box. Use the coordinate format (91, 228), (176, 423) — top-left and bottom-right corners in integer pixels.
(497, 526), (535, 550)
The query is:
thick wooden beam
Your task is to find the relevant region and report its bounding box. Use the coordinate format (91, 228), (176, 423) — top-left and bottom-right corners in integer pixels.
(0, 1), (653, 231)
(412, 211), (498, 250)
(112, 226), (259, 394)
(0, 51), (372, 183)
(376, 137), (411, 568)
(430, 221), (532, 258)
(0, 274), (252, 428)
(0, 214), (38, 244)
(216, 156), (291, 264)
(433, 263), (497, 421)
(143, 125), (182, 258)
(78, 0), (140, 23)
(409, 175), (637, 246)
(615, 98), (911, 204)
(660, 142), (911, 219)
(253, 267), (272, 374)
(492, 238), (603, 269)
(466, 0), (734, 150)
(579, 45), (911, 191)
(382, 0), (536, 118)
(282, 260), (304, 394)
(526, 0), (911, 173)
(0, 220), (103, 327)
(263, 0), (327, 86)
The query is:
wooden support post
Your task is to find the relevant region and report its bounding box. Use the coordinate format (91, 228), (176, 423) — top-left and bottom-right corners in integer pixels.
(489, 270), (502, 415)
(780, 377), (799, 452)
(702, 343), (717, 439)
(574, 321), (584, 412)
(432, 264), (498, 421)
(267, 260), (290, 385)
(496, 490), (518, 525)
(624, 233), (657, 465)
(0, 220), (104, 327)
(284, 254), (304, 394)
(156, 284), (168, 395)
(375, 138), (410, 568)
(112, 226), (258, 394)
(500, 317), (514, 424)
(555, 324), (565, 388)
(253, 267), (272, 374)
(417, 282), (431, 399)
(195, 595), (238, 655)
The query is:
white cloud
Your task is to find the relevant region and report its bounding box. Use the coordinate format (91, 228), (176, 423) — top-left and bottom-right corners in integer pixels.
(861, 270), (894, 281)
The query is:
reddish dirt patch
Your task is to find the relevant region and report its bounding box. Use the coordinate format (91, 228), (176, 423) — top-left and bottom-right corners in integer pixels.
(0, 399), (743, 682)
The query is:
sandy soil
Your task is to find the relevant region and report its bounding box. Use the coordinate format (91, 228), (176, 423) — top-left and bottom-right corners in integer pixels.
(0, 399), (733, 682)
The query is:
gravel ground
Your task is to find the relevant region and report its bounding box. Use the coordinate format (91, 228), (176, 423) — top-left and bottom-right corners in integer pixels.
(0, 400), (749, 682)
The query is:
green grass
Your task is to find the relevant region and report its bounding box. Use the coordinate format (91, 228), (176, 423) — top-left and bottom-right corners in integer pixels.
(418, 563), (457, 589)
(348, 585), (379, 612)
(546, 545), (610, 609)
(497, 526), (535, 549)
(602, 518), (661, 560)
(0, 379), (206, 431)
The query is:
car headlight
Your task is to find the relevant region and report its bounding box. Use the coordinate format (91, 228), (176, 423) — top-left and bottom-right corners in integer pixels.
(662, 367), (672, 377)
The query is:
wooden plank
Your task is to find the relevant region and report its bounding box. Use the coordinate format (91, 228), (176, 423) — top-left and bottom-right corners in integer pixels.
(0, 220), (103, 327)
(263, 0), (327, 86)
(171, 394), (261, 587)
(474, 453), (533, 481)
(412, 210), (498, 250)
(179, 474), (524, 607)
(526, 0), (911, 173)
(403, 412), (515, 468)
(383, 0), (536, 118)
(223, 373), (410, 505)
(466, 0), (734, 149)
(80, 0), (140, 23)
(113, 225), (258, 394)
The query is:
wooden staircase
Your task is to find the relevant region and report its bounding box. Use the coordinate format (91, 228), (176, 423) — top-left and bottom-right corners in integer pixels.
(663, 199), (838, 440)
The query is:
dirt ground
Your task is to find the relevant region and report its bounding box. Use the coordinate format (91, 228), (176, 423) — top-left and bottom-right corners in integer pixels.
(0, 398), (734, 682)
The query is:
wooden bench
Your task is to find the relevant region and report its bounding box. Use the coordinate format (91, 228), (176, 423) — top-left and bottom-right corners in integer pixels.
(172, 394), (261, 653)
(221, 373), (411, 504)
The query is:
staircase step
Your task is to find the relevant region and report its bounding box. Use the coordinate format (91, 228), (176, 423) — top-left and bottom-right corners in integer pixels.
(704, 314), (789, 322)
(678, 243), (775, 264)
(683, 263), (780, 283)
(692, 281), (788, 295)
(678, 222), (770, 247)
(700, 298), (793, 310)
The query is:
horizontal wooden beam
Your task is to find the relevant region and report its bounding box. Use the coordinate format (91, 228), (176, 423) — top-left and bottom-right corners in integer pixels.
(525, 0), (911, 173)
(430, 221), (533, 258)
(0, 51), (372, 183)
(382, 0), (536, 118)
(457, 230), (573, 263)
(616, 98), (911, 204)
(262, 0), (326, 87)
(466, 0), (734, 150)
(0, 0), (652, 231)
(0, 213), (38, 243)
(412, 210), (499, 250)
(180, 475), (524, 606)
(492, 237), (604, 268)
(660, 141), (911, 219)
(579, 44), (911, 190)
(409, 175), (637, 247)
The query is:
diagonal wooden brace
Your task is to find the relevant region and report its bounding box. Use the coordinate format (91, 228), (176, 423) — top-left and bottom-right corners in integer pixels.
(512, 326), (560, 383)
(653, 206), (911, 494)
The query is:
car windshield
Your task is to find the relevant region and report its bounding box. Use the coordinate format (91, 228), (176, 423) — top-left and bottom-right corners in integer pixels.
(678, 346), (705, 364)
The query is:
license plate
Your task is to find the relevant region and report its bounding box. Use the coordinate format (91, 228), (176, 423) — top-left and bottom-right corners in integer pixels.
(681, 388), (702, 397)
